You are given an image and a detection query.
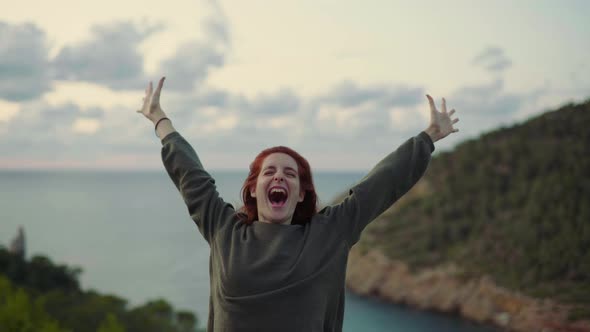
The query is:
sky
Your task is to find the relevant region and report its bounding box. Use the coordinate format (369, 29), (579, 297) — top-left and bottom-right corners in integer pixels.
(0, 0), (588, 171)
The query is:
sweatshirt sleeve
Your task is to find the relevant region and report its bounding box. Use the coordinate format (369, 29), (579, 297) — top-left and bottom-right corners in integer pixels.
(160, 132), (236, 244)
(319, 131), (435, 247)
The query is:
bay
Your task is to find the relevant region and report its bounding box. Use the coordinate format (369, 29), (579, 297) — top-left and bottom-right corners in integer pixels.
(0, 170), (495, 331)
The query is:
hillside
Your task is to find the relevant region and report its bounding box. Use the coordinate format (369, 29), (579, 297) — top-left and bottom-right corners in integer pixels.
(344, 99), (590, 325)
(0, 247), (205, 332)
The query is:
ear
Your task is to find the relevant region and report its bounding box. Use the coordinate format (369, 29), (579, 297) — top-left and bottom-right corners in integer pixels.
(298, 190), (305, 202)
(250, 189), (256, 198)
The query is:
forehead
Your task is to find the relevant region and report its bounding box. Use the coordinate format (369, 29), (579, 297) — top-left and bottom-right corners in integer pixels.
(261, 153), (299, 171)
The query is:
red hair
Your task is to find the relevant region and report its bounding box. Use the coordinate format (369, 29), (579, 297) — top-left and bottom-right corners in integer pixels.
(238, 146), (318, 225)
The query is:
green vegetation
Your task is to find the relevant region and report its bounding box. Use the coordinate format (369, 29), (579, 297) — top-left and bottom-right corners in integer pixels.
(0, 247), (205, 332)
(348, 99), (590, 319)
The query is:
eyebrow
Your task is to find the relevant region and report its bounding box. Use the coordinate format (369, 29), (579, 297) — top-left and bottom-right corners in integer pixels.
(263, 166), (298, 173)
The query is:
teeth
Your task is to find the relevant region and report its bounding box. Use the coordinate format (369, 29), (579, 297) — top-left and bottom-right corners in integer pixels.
(270, 188), (287, 194)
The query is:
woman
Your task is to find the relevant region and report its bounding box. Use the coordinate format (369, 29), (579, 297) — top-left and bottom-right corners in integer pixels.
(137, 77), (459, 331)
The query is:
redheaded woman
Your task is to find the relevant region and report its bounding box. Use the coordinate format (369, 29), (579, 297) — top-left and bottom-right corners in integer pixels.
(137, 77), (459, 332)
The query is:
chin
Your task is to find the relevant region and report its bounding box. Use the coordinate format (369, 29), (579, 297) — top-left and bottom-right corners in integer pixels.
(267, 213), (291, 224)
(270, 216), (289, 224)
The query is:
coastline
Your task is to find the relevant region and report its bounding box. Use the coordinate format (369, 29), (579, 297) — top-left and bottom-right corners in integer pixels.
(345, 247), (590, 332)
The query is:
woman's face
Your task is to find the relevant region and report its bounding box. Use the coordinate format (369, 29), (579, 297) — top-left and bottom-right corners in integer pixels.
(251, 153), (305, 224)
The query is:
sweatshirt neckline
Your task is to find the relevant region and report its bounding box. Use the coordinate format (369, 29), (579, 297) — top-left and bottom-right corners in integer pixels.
(251, 220), (303, 228)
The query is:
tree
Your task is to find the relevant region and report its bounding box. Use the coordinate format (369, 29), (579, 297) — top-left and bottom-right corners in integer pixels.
(0, 276), (67, 332)
(97, 313), (126, 332)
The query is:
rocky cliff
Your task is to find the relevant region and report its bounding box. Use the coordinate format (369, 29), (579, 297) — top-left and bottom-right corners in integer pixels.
(346, 247), (590, 332)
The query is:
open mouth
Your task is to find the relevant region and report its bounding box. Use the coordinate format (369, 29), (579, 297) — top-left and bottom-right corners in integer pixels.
(268, 187), (288, 207)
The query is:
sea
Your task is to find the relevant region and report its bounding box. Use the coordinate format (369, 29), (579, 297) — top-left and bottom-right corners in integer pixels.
(0, 170), (497, 332)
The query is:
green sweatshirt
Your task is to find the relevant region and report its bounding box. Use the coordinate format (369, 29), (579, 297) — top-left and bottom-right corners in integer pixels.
(161, 131), (434, 332)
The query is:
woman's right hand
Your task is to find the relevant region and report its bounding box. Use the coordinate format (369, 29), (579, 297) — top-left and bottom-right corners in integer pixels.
(137, 76), (167, 122)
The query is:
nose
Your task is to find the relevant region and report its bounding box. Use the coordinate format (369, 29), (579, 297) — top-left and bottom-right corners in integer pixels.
(273, 174), (284, 182)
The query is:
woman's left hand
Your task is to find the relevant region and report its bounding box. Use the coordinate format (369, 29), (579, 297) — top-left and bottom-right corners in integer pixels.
(137, 76), (166, 123)
(424, 94), (460, 142)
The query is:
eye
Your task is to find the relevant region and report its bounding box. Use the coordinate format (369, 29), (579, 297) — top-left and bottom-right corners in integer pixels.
(287, 172), (296, 178)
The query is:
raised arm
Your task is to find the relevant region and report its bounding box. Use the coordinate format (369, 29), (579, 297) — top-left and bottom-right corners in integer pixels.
(137, 77), (235, 244)
(160, 132), (236, 244)
(319, 94), (460, 247)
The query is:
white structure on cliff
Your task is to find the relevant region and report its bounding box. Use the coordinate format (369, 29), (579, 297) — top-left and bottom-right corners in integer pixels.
(9, 226), (26, 259)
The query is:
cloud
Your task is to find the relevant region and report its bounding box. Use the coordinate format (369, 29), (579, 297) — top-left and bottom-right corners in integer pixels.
(0, 100), (150, 152)
(1, 2), (232, 95)
(316, 80), (423, 109)
(0, 2), (570, 171)
(240, 89), (300, 115)
(451, 79), (523, 118)
(0, 72), (557, 170)
(472, 46), (512, 73)
(295, 81), (427, 151)
(72, 118), (101, 135)
(195, 88), (234, 108)
(157, 41), (225, 92)
(2, 102), (83, 157)
(0, 22), (52, 101)
(155, 1), (231, 92)
(0, 99), (19, 124)
(0, 14), (544, 169)
(0, 100), (162, 170)
(82, 107), (106, 119)
(203, 0), (231, 46)
(157, 80), (427, 155)
(52, 21), (163, 90)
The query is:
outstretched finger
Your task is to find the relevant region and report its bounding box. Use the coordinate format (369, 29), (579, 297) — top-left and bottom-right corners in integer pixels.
(142, 86), (151, 104)
(154, 76), (166, 99)
(449, 109), (456, 116)
(452, 118), (459, 124)
(442, 98), (447, 113)
(426, 94), (437, 115)
(147, 82), (153, 100)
